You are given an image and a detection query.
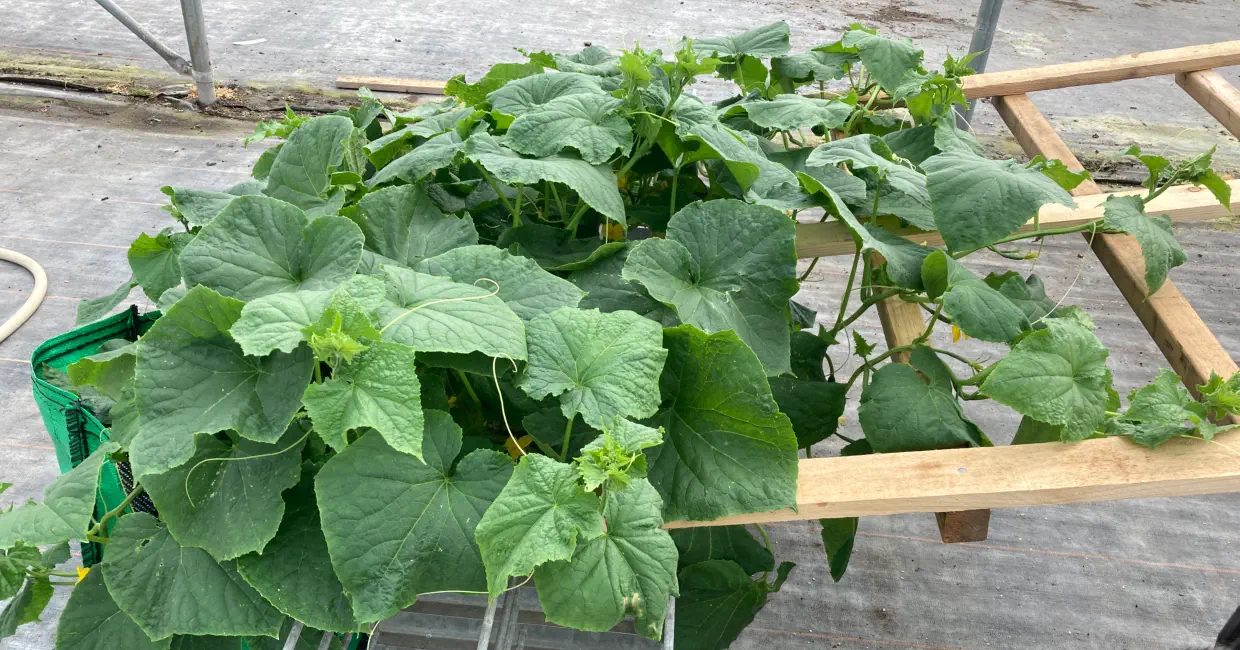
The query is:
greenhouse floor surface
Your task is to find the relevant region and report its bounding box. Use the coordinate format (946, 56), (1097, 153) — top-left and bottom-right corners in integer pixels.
(2, 1), (1240, 645)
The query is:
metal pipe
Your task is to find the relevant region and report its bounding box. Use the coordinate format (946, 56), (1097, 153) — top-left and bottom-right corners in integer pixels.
(959, 0), (1004, 127)
(91, 0), (193, 76)
(281, 621), (305, 650)
(178, 0), (216, 106)
(662, 597), (676, 650)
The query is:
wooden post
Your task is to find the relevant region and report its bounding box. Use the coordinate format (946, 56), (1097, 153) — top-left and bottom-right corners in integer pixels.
(1176, 69), (1240, 138)
(871, 260), (991, 543)
(993, 93), (1240, 415)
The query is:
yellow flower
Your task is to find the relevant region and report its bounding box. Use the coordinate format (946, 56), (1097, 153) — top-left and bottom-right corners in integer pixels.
(505, 434), (533, 459)
(76, 566), (89, 584)
(951, 324), (969, 343)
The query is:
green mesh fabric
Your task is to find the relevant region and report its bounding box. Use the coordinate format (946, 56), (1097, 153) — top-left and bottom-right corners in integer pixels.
(29, 306), (157, 566)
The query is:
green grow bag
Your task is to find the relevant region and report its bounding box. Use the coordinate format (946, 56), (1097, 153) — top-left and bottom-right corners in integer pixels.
(30, 306), (362, 650)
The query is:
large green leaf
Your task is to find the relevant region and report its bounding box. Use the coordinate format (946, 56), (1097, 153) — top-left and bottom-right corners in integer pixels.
(819, 517), (857, 582)
(75, 278), (136, 326)
(859, 347), (987, 452)
(0, 442), (118, 549)
(674, 559), (793, 650)
(1114, 369), (1208, 448)
(180, 195), (363, 302)
(644, 326), (798, 522)
(497, 222), (626, 272)
(670, 526), (773, 576)
(554, 46), (620, 77)
(302, 341), (423, 455)
(669, 96), (796, 198)
(133, 286), (313, 476)
(570, 247), (676, 323)
(101, 513), (284, 640)
(982, 317), (1111, 440)
(805, 134), (933, 229)
(519, 307), (667, 426)
(474, 453), (603, 597)
(227, 274), (382, 358)
(487, 71), (605, 118)
(769, 376), (848, 448)
(692, 21), (791, 58)
(54, 568), (169, 650)
(0, 576), (48, 639)
(66, 343), (134, 401)
(160, 182), (264, 228)
(801, 179), (930, 291)
(1100, 194), (1186, 295)
(985, 272), (1057, 322)
(128, 229), (192, 301)
(367, 130), (467, 187)
(316, 413), (513, 623)
(505, 93), (632, 165)
(922, 150), (1076, 253)
(920, 251), (1030, 343)
(352, 184), (478, 267)
(376, 265), (527, 361)
(739, 94), (852, 131)
(623, 200), (798, 375)
(237, 476), (360, 633)
(141, 427), (305, 561)
(840, 28), (923, 93)
(417, 244), (584, 323)
(463, 133), (626, 225)
(263, 115), (354, 217)
(448, 62), (544, 106)
(770, 50), (854, 86)
(534, 479), (678, 639)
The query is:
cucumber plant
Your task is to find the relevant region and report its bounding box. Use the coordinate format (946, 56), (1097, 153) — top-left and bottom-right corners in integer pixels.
(5, 21), (1238, 650)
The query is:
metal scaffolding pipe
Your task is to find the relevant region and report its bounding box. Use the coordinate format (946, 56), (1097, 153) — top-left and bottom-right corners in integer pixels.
(959, 0), (1004, 127)
(179, 0), (216, 106)
(92, 0), (193, 76)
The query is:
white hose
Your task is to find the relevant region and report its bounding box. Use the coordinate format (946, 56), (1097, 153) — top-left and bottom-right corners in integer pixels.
(0, 247), (48, 344)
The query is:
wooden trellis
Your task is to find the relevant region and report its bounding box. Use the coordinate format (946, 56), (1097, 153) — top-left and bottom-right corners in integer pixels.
(669, 40), (1240, 538)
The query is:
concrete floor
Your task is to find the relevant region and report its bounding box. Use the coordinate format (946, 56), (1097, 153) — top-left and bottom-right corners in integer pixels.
(1, 1), (1240, 648)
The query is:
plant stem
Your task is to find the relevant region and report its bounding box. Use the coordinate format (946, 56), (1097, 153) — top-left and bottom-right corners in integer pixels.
(669, 163), (681, 221)
(846, 345), (916, 389)
(930, 346), (983, 369)
(781, 131), (791, 149)
(314, 362), (322, 384)
(87, 485), (146, 538)
(952, 221), (1101, 259)
(798, 257), (820, 281)
(565, 201), (591, 232)
(512, 185), (525, 227)
(46, 570), (79, 578)
(827, 288), (902, 339)
(914, 301), (944, 345)
(835, 432), (857, 444)
(480, 169), (520, 224)
(455, 369), (482, 409)
(559, 414), (576, 462)
(832, 248), (863, 331)
(549, 184), (567, 219)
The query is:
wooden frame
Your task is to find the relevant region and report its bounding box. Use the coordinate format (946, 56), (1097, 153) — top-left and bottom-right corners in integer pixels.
(681, 40), (1240, 538)
(341, 43), (1240, 540)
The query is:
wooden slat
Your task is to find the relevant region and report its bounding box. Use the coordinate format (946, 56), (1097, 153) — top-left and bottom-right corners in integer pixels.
(794, 179), (1240, 259)
(335, 76), (447, 94)
(664, 430), (1240, 528)
(962, 40), (1240, 99)
(994, 93), (1240, 409)
(1176, 69), (1240, 138)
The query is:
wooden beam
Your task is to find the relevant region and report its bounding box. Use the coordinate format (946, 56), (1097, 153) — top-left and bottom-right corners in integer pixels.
(664, 430), (1240, 528)
(1176, 69), (1240, 138)
(794, 179), (1240, 259)
(962, 40), (1240, 99)
(994, 93), (1240, 409)
(335, 76), (447, 95)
